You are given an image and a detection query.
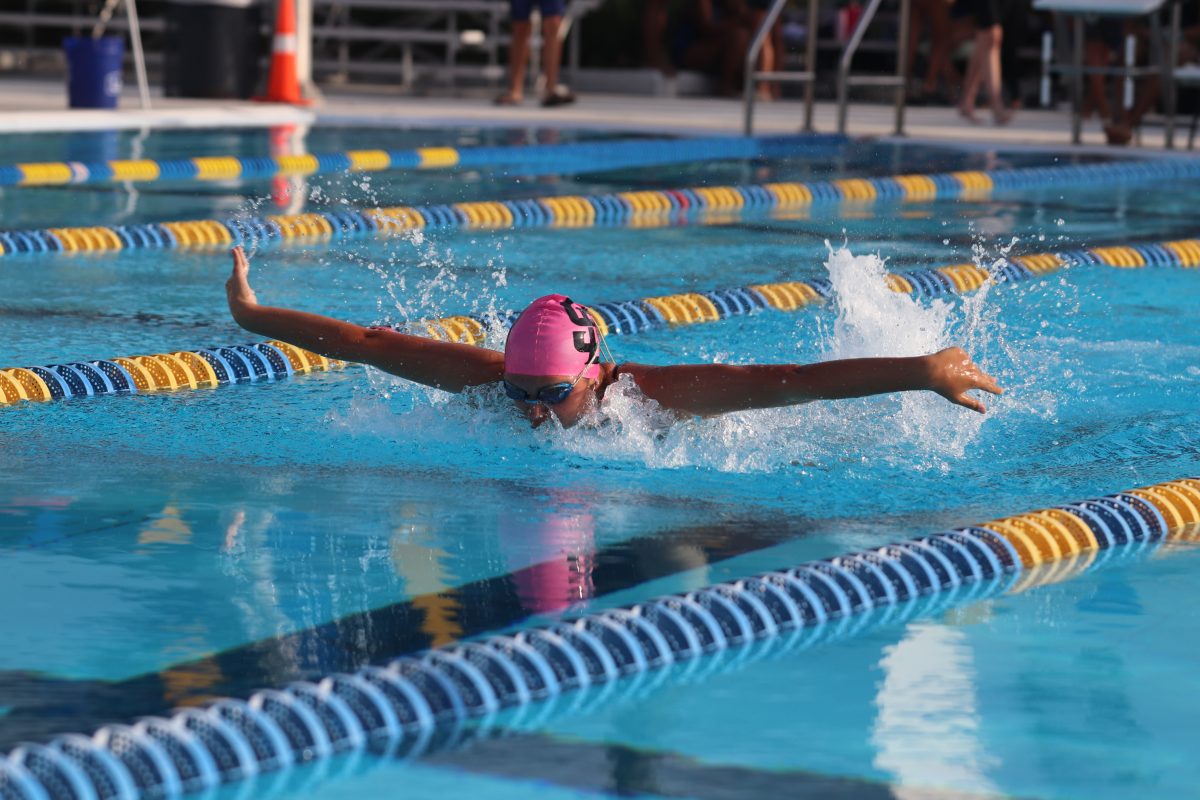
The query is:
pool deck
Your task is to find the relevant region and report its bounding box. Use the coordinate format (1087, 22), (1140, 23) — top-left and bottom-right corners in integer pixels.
(0, 75), (1194, 154)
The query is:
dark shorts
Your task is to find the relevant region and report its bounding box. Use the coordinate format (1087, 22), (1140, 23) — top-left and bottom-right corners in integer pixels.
(952, 0), (1012, 28)
(510, 0), (566, 22)
(1087, 18), (1127, 52)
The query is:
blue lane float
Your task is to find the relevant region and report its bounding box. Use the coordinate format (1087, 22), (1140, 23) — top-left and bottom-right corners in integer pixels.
(2, 478), (1197, 800)
(5, 235), (1199, 408)
(5, 160), (1200, 257)
(1, 134), (846, 188)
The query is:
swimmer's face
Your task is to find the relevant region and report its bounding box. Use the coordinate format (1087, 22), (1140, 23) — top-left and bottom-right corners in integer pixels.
(504, 373), (597, 429)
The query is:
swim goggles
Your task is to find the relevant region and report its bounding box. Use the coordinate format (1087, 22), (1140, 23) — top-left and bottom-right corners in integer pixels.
(503, 356), (594, 406)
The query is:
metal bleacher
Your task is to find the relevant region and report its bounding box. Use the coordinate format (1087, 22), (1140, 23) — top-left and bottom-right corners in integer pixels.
(310, 0), (509, 89)
(312, 0), (601, 90)
(0, 0), (600, 93)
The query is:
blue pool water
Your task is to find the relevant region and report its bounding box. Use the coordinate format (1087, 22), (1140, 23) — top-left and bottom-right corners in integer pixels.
(1, 125), (1199, 799)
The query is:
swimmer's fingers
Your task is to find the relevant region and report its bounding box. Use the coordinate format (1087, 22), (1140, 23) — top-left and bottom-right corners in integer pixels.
(948, 369), (1004, 414)
(973, 367), (1004, 396)
(926, 348), (1004, 413)
(226, 245), (259, 310)
(950, 391), (987, 414)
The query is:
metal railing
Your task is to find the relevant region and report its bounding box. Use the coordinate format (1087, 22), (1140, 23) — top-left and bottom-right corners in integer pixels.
(743, 0), (819, 134)
(836, 0), (909, 135)
(1035, 0), (1182, 148)
(743, 0), (910, 137)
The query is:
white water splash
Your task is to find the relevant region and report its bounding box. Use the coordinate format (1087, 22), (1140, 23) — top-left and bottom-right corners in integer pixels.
(819, 242), (990, 460)
(339, 244), (1025, 474)
(823, 243), (954, 360)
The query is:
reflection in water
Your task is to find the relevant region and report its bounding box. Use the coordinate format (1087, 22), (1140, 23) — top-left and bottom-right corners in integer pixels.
(391, 513), (461, 648)
(137, 503), (193, 547)
(0, 468), (810, 748)
(872, 622), (999, 797)
(269, 123), (310, 215)
(499, 501), (596, 614)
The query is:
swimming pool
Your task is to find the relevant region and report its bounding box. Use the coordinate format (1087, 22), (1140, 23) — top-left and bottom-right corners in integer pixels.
(1, 124), (1199, 799)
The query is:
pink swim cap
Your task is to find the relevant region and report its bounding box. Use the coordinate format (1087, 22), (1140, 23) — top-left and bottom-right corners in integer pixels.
(504, 294), (601, 379)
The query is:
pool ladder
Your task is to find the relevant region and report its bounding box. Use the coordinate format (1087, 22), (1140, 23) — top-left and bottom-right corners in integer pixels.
(743, 0), (911, 137)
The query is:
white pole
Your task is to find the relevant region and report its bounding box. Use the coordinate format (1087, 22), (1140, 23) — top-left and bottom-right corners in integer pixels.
(1123, 33), (1135, 110)
(295, 0), (318, 99)
(124, 0), (151, 109)
(1040, 31), (1052, 107)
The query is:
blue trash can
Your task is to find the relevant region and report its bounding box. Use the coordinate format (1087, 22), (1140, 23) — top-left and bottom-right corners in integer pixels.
(63, 36), (125, 109)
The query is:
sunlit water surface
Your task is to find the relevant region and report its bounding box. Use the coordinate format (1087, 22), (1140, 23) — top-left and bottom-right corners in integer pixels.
(1, 127), (1198, 799)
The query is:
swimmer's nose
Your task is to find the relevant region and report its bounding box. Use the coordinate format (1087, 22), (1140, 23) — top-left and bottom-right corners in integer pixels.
(528, 404), (550, 427)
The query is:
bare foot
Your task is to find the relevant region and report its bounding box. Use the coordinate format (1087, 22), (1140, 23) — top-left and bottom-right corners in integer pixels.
(226, 246), (258, 315)
(540, 86), (576, 107)
(992, 107), (1014, 126)
(493, 92), (522, 106)
(1104, 122), (1132, 146)
(958, 106), (983, 125)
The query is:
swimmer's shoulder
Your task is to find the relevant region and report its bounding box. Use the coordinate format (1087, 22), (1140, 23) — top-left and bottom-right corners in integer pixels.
(597, 361), (655, 401)
(600, 361), (653, 386)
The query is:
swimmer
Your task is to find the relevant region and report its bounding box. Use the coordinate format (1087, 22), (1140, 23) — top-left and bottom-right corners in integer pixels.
(226, 246), (1003, 428)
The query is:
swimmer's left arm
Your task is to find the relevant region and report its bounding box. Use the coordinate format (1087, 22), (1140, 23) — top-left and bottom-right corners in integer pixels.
(622, 348), (1003, 417)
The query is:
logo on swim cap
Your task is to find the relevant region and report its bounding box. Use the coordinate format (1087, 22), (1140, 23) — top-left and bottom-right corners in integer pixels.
(504, 294), (601, 379)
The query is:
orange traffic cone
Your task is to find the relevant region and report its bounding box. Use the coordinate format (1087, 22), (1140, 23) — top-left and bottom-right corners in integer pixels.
(256, 0), (310, 104)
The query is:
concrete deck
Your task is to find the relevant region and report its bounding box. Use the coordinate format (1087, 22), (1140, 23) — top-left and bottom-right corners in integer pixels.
(0, 75), (1195, 154)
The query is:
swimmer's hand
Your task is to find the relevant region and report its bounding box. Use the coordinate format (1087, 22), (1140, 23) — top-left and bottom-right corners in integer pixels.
(220, 244), (504, 392)
(226, 246), (259, 323)
(923, 347), (1003, 413)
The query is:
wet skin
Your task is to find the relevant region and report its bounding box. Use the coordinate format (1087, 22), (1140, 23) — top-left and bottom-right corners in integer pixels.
(504, 369), (611, 429)
(225, 247), (1004, 430)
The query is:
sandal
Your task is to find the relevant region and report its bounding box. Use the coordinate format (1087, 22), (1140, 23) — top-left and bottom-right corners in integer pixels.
(540, 86), (576, 107)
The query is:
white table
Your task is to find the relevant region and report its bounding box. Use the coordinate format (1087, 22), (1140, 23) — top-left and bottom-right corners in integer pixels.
(1033, 0), (1183, 147)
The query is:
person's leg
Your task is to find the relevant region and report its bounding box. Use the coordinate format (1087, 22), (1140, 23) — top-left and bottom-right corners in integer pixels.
(719, 25), (750, 97)
(499, 0), (533, 104)
(541, 14), (564, 97)
(683, 29), (742, 95)
(1084, 39), (1114, 120)
(927, 0), (959, 98)
(502, 21), (532, 102)
(981, 24), (1012, 123)
(538, 0), (574, 104)
(908, 0), (927, 83)
(959, 26), (986, 120)
(769, 16), (784, 98)
(909, 0), (935, 98)
(750, 9), (777, 100)
(1107, 67), (1161, 145)
(643, 0), (671, 72)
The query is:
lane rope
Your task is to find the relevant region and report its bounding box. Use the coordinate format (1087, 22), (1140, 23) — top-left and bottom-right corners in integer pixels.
(0, 342), (342, 406)
(3, 234), (1197, 407)
(2, 478), (1197, 799)
(0, 134), (843, 188)
(2, 159), (1199, 257)
(311, 232), (1200, 344)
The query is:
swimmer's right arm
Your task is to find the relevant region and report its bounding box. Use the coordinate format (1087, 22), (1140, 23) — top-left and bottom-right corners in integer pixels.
(225, 247), (503, 392)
